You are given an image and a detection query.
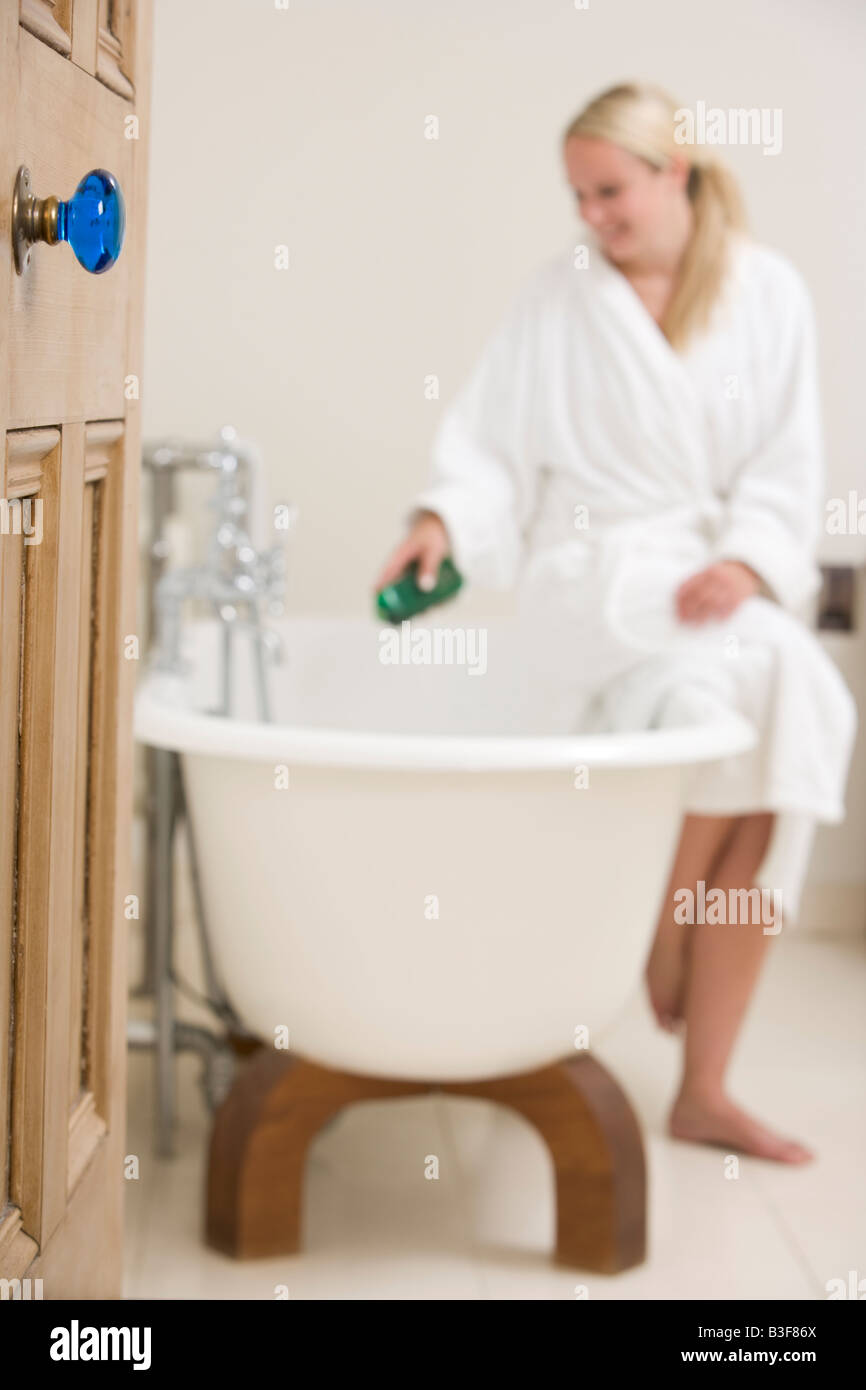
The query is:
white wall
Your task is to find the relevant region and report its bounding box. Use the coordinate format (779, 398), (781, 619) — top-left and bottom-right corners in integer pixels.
(141, 0), (866, 925)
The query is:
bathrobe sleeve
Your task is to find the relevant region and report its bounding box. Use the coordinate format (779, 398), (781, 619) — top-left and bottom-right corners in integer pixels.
(406, 273), (542, 589)
(713, 260), (824, 613)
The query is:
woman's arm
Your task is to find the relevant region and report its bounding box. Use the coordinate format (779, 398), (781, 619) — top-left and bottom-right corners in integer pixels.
(406, 274), (543, 590)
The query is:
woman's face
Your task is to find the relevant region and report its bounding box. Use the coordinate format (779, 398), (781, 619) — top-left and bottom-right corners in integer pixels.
(563, 135), (686, 265)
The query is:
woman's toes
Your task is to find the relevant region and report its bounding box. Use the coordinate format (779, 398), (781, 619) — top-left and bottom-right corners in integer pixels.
(669, 1093), (814, 1165)
(772, 1138), (813, 1165)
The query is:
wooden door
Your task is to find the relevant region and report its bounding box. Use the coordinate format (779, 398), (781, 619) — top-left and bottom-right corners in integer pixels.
(0, 0), (152, 1298)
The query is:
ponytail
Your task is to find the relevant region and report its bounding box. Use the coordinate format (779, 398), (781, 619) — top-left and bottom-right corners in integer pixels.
(663, 160), (746, 349)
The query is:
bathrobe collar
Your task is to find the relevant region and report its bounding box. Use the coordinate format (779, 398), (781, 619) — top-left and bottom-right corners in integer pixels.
(585, 228), (683, 358)
(568, 228), (718, 505)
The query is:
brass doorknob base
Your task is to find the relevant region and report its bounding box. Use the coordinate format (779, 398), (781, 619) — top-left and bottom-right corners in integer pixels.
(12, 167), (60, 273)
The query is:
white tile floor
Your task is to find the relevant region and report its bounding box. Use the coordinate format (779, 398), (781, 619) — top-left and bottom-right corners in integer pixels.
(123, 931), (866, 1300)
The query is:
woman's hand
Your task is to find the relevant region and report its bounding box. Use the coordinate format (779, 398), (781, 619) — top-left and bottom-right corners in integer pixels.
(675, 560), (763, 624)
(373, 510), (451, 593)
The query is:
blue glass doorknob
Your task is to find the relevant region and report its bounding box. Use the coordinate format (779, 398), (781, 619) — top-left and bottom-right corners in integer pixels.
(12, 165), (126, 275)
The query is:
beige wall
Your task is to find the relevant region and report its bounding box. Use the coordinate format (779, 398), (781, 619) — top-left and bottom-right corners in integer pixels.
(142, 0), (866, 923)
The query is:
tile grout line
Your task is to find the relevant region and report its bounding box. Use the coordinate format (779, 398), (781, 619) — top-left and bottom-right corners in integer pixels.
(739, 1162), (825, 1300)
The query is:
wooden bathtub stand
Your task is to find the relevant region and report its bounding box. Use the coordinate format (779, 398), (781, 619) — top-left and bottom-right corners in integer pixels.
(205, 1048), (646, 1273)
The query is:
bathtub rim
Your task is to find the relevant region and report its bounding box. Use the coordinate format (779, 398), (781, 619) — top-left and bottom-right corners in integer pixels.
(134, 669), (758, 771)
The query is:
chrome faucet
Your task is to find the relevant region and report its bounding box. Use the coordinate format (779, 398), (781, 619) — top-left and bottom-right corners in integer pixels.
(143, 425), (296, 722)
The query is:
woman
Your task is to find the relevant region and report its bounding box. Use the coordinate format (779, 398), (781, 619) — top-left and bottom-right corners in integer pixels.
(374, 83), (856, 1164)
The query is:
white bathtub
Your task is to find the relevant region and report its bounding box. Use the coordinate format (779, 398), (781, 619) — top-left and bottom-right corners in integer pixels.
(134, 615), (756, 1082)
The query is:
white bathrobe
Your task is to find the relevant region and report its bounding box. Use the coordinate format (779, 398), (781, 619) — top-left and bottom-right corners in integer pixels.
(407, 229), (857, 920)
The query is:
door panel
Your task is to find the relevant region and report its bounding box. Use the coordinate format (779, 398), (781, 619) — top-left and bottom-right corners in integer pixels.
(9, 28), (135, 426)
(8, 425), (80, 1251)
(68, 420), (125, 1201)
(20, 0), (135, 93)
(94, 0), (136, 98)
(0, 434), (50, 1282)
(0, 0), (152, 1298)
(19, 1), (73, 58)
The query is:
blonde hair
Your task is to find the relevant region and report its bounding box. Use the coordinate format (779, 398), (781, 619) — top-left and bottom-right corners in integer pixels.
(562, 83), (746, 350)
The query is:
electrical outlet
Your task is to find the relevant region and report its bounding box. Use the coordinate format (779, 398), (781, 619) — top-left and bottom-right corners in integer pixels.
(817, 565), (856, 632)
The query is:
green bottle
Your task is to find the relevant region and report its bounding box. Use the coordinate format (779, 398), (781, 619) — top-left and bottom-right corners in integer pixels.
(376, 557), (463, 623)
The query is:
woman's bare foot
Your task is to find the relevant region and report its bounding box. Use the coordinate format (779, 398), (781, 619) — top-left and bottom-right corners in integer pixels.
(669, 1090), (813, 1164)
(645, 923), (691, 1033)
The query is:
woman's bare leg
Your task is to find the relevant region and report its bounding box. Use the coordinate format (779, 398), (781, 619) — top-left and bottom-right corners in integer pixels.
(645, 813), (738, 1031)
(669, 811), (812, 1164)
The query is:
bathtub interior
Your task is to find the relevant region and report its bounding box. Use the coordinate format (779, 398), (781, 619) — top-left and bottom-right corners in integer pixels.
(171, 613), (714, 740)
